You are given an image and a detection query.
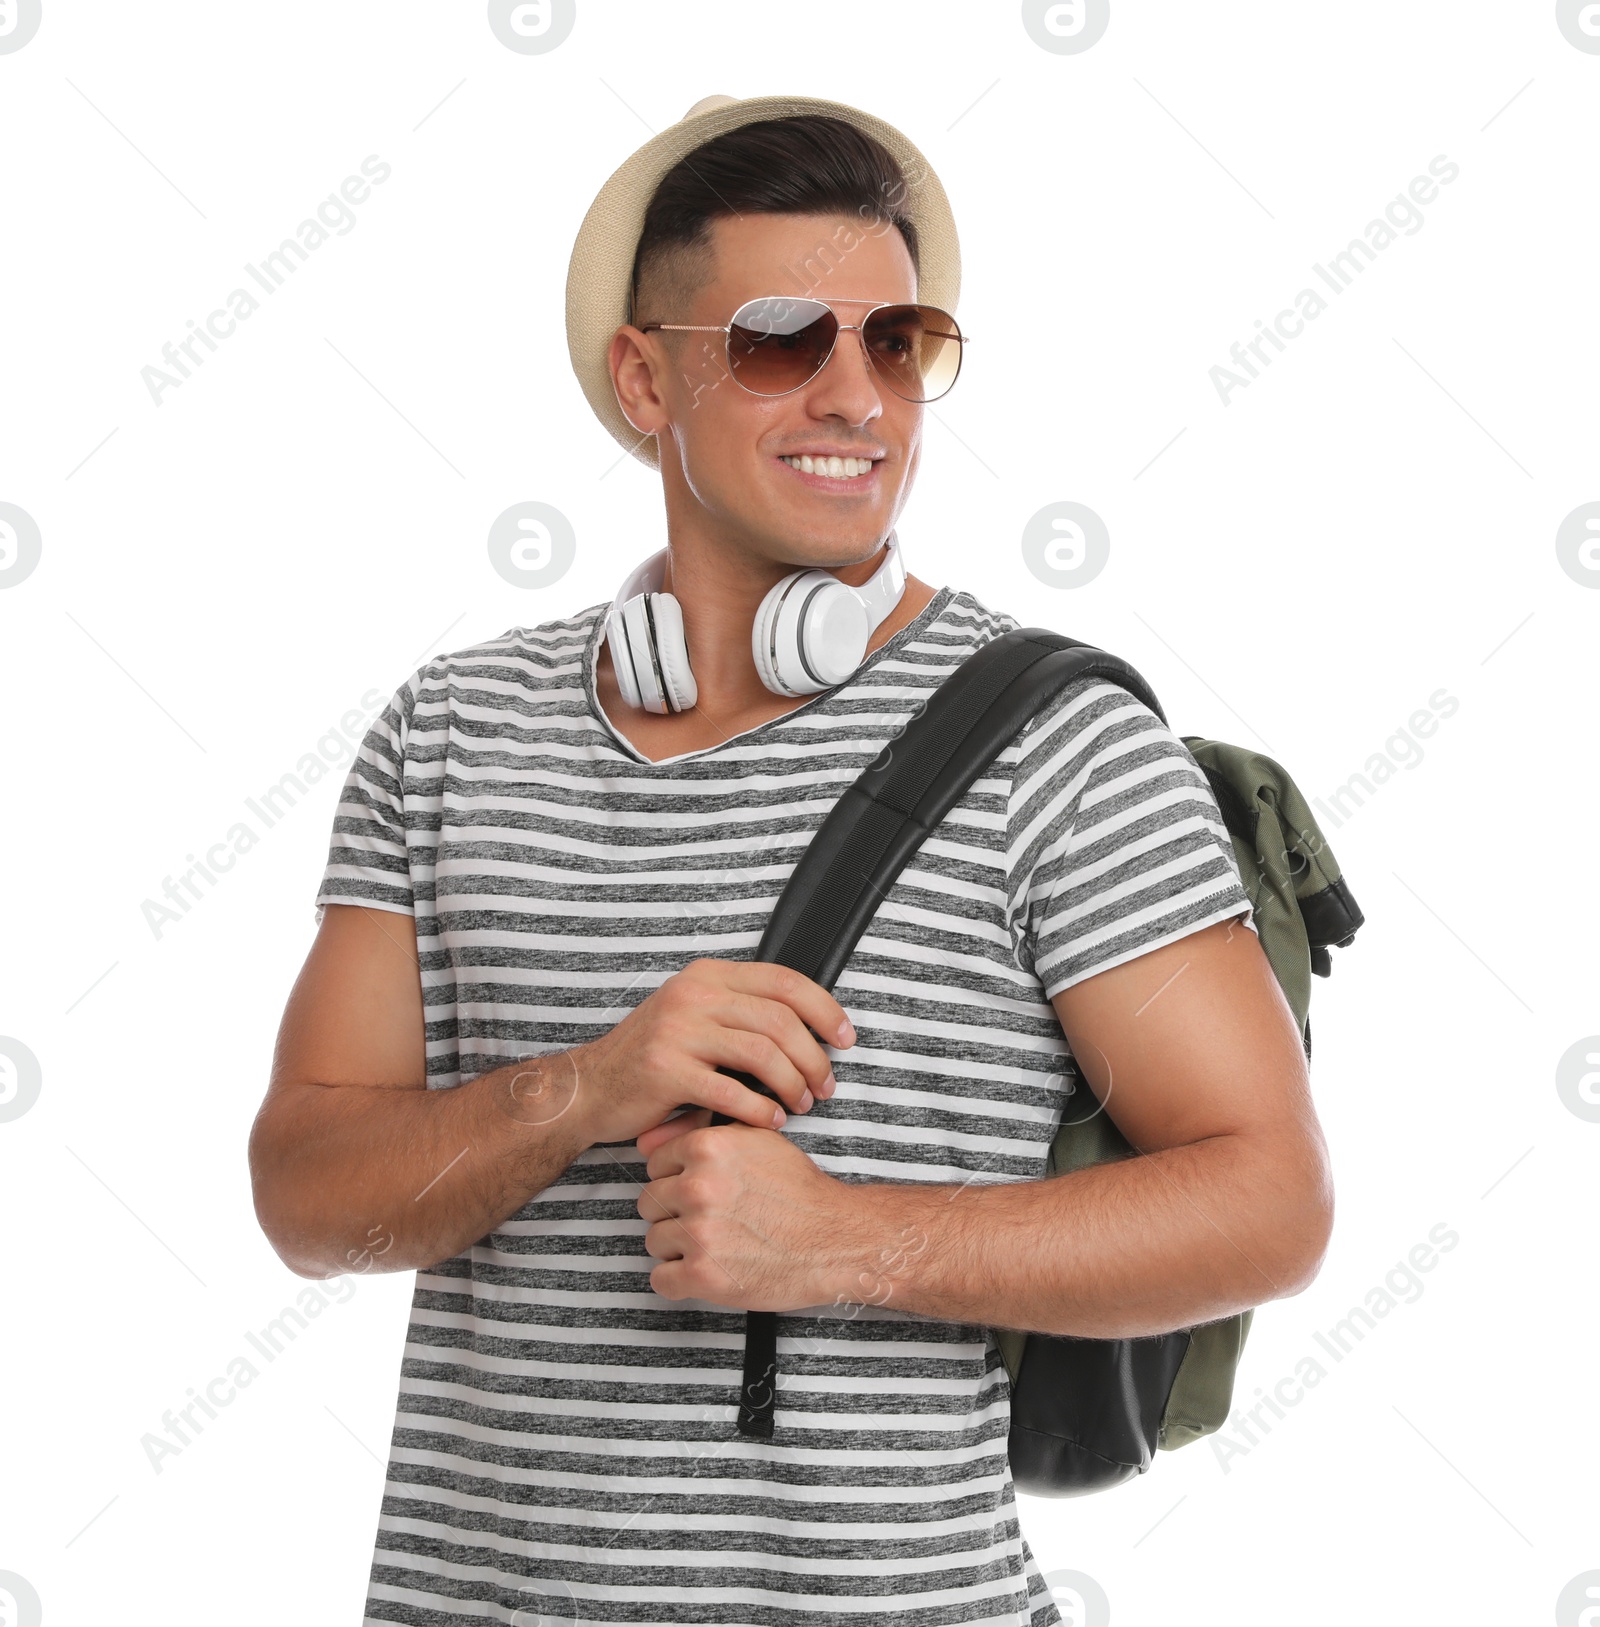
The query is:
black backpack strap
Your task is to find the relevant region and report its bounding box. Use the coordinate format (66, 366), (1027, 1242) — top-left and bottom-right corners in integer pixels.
(710, 627), (1164, 1439)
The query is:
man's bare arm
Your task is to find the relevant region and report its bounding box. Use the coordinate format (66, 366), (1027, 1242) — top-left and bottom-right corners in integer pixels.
(247, 905), (593, 1279)
(638, 916), (1334, 1336)
(822, 916), (1335, 1335)
(248, 908), (848, 1280)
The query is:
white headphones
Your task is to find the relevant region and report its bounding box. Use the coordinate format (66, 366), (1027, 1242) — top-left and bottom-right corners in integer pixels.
(605, 531), (908, 715)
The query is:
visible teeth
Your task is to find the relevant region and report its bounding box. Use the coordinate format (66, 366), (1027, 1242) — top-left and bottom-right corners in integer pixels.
(782, 455), (874, 478)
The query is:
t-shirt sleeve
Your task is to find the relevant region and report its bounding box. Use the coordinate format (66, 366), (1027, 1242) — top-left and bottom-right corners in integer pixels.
(313, 673), (420, 923)
(1005, 676), (1255, 1000)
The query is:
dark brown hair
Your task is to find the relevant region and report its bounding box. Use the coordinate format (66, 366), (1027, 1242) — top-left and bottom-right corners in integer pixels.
(628, 115), (920, 329)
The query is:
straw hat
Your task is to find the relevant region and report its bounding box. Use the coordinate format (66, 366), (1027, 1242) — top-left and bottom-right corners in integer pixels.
(564, 93), (961, 472)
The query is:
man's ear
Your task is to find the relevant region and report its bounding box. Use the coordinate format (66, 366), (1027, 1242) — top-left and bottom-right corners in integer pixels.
(608, 327), (667, 439)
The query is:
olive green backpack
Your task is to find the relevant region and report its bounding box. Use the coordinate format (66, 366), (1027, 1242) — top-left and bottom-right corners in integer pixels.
(711, 628), (1364, 1495)
(995, 732), (1362, 1494)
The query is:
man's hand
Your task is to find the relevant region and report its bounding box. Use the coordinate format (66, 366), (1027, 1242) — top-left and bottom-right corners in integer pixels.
(634, 1110), (865, 1312)
(572, 957), (853, 1147)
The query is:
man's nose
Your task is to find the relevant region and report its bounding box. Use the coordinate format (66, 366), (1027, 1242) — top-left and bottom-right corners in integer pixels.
(809, 325), (888, 419)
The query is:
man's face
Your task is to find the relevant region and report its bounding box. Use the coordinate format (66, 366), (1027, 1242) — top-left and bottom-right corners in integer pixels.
(613, 211), (926, 568)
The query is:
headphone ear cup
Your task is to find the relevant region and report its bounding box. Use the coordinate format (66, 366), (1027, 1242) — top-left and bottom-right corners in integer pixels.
(803, 585), (872, 687)
(750, 577), (788, 695)
(609, 595), (660, 713)
(753, 572), (871, 697)
(608, 592), (698, 715)
(644, 592), (697, 711)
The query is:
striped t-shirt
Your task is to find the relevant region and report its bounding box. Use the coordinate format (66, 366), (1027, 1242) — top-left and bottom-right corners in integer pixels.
(315, 583), (1254, 1627)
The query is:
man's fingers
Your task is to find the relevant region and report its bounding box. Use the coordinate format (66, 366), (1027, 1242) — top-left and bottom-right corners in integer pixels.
(697, 1065), (788, 1129)
(637, 1171), (685, 1225)
(711, 1025), (817, 1114)
(714, 961), (855, 1051)
(717, 990), (839, 1101)
(641, 1216), (688, 1263)
(635, 1107), (711, 1161)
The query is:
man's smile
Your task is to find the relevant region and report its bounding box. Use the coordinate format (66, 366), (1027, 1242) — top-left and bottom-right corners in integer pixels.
(774, 452), (884, 490)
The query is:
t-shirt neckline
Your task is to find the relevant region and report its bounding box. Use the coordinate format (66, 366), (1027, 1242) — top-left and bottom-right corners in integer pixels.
(584, 582), (958, 767)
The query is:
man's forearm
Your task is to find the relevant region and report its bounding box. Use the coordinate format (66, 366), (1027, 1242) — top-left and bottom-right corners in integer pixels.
(822, 1130), (1332, 1338)
(249, 1053), (593, 1280)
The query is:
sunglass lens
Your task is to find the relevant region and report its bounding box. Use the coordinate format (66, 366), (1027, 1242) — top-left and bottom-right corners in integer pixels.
(863, 305), (963, 403)
(726, 298), (836, 395)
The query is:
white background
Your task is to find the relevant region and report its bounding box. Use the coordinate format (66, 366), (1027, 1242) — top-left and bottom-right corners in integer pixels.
(1, 3), (1595, 1624)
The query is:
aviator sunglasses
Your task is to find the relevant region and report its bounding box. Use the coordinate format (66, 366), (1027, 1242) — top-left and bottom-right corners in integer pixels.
(638, 295), (968, 404)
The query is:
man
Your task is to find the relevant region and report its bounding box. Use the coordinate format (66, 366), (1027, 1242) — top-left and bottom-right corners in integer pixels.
(249, 94), (1332, 1626)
